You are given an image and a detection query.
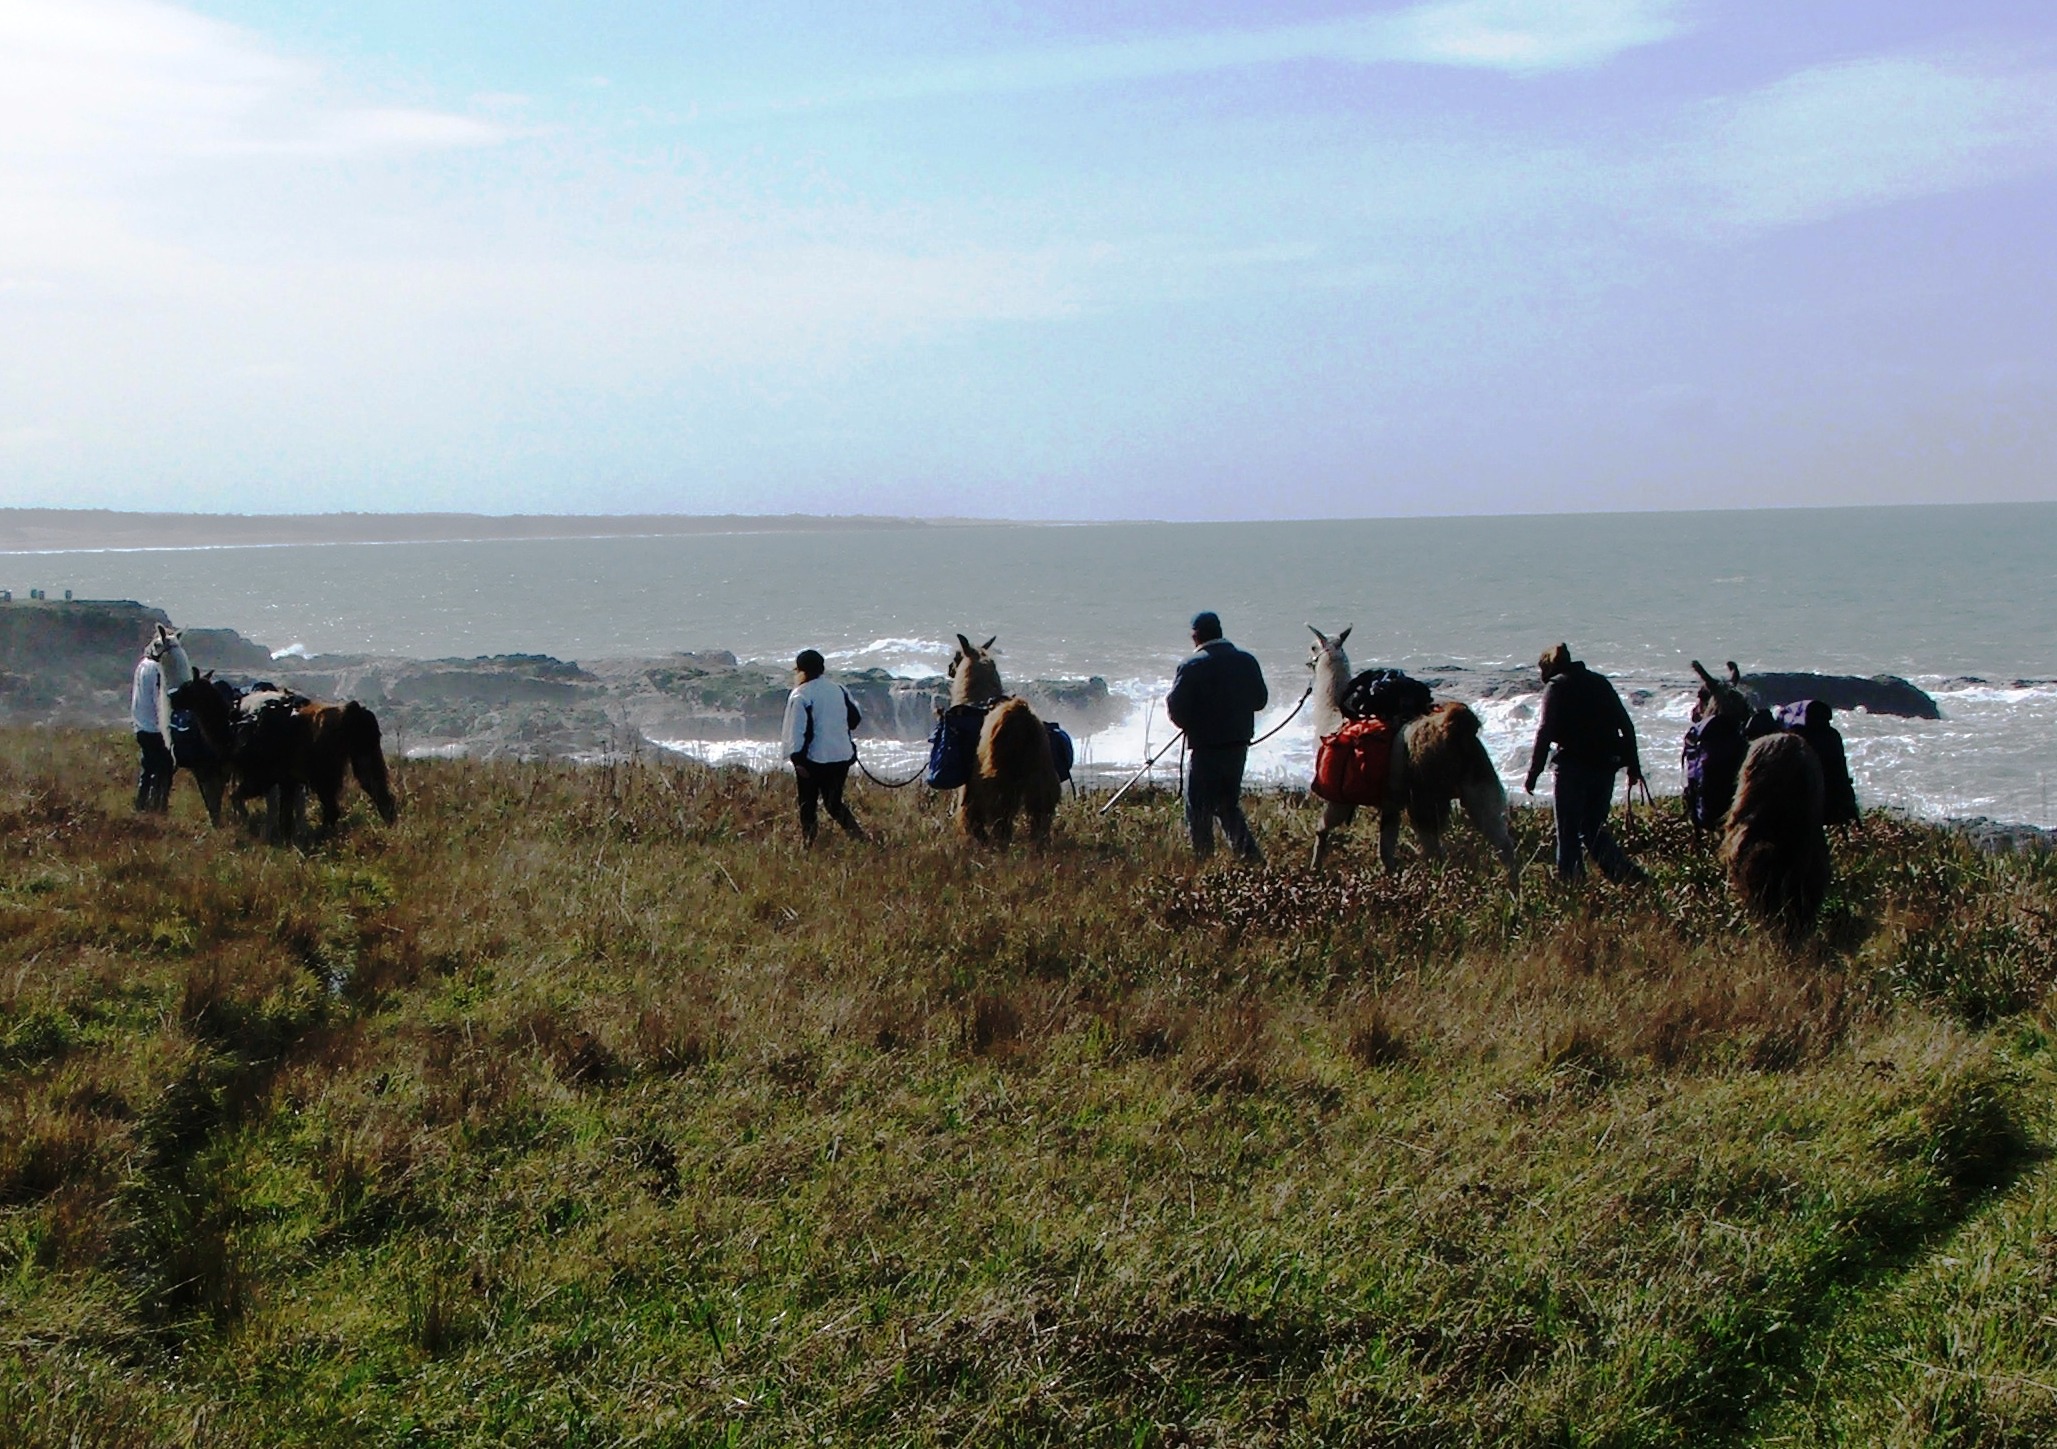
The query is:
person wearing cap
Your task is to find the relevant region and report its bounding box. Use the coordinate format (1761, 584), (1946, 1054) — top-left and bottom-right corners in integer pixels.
(1523, 643), (1647, 883)
(780, 649), (867, 845)
(1166, 611), (1268, 862)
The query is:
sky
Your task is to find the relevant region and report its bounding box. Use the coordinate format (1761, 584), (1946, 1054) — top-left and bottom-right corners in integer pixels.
(0, 0), (2052, 520)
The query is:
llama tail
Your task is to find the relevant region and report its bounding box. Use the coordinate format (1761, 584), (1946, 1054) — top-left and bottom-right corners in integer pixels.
(979, 698), (1054, 781)
(345, 702), (400, 823)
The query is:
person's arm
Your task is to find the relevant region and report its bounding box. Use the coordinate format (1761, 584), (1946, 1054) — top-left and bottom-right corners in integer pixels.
(781, 691), (811, 772)
(1613, 689), (1644, 784)
(1165, 659), (1194, 731)
(1524, 681), (1557, 793)
(1245, 654), (1268, 713)
(843, 687), (862, 733)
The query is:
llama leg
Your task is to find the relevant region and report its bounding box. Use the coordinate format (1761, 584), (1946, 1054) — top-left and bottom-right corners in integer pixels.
(989, 784), (1018, 846)
(1379, 804), (1403, 872)
(1461, 778), (1519, 888)
(309, 749), (348, 831)
(1027, 784), (1056, 845)
(1312, 800), (1353, 868)
(958, 786), (987, 843)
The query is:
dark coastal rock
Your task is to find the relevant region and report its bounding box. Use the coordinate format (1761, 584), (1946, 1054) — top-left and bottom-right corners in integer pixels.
(0, 597), (172, 725)
(1949, 817), (2056, 855)
(0, 597), (1125, 757)
(1737, 671), (1940, 720)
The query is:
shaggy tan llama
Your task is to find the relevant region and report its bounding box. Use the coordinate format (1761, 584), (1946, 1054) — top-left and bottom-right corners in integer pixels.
(948, 633), (1060, 845)
(1306, 625), (1517, 886)
(1721, 731), (1830, 939)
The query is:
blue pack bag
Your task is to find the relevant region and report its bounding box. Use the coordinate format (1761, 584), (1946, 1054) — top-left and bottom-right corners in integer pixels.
(925, 704), (987, 790)
(1045, 722), (1074, 782)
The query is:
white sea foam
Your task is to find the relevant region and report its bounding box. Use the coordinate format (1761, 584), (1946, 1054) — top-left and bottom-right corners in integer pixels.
(821, 636), (954, 679)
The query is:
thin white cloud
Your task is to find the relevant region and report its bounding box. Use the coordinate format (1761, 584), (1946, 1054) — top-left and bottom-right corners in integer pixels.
(1690, 51), (2057, 231)
(742, 0), (1685, 114)
(0, 0), (512, 163)
(1389, 0), (1686, 72)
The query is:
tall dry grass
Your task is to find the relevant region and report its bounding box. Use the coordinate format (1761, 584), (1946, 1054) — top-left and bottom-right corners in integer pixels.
(1, 728), (2053, 1446)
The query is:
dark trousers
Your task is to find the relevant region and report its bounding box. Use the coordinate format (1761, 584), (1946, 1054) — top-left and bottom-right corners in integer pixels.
(796, 759), (863, 843)
(135, 730), (174, 813)
(1552, 758), (1639, 882)
(1185, 746), (1261, 862)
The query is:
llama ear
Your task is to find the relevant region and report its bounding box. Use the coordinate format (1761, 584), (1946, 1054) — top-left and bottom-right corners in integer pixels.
(193, 667), (205, 682)
(955, 633), (975, 657)
(1336, 626), (1353, 647)
(1306, 623), (1327, 644)
(981, 636), (997, 652)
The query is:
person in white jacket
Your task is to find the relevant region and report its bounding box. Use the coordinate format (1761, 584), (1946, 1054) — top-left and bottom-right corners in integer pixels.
(780, 649), (867, 844)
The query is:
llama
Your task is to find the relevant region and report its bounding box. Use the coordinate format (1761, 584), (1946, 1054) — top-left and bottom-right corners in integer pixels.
(148, 625), (191, 759)
(947, 633), (1060, 845)
(168, 670), (398, 840)
(1306, 625), (1517, 885)
(1721, 731), (1830, 939)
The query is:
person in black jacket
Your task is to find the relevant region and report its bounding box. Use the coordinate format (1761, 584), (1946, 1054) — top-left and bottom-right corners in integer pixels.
(1166, 611), (1268, 862)
(1523, 642), (1648, 883)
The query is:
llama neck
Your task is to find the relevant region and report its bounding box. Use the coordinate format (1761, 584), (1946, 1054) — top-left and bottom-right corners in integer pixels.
(157, 645), (192, 743)
(952, 666), (1003, 705)
(182, 690), (232, 757)
(1311, 650), (1349, 735)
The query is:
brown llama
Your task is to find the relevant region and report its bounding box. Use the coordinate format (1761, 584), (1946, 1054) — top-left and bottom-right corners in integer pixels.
(948, 633), (1060, 845)
(169, 670), (399, 841)
(1306, 625), (1517, 885)
(1721, 731), (1830, 939)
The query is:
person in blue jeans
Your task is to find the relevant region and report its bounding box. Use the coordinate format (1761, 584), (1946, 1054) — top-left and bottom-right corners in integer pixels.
(1166, 611), (1268, 862)
(1523, 643), (1649, 883)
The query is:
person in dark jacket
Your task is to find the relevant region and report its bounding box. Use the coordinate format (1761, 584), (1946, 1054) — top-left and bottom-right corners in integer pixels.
(1523, 643), (1648, 883)
(1791, 700), (1860, 826)
(1166, 611), (1267, 862)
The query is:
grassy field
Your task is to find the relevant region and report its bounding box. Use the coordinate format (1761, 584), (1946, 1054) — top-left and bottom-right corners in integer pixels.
(2, 729), (2054, 1447)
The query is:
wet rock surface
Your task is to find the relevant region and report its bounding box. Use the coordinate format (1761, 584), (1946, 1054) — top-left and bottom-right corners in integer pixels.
(1734, 670), (1942, 720)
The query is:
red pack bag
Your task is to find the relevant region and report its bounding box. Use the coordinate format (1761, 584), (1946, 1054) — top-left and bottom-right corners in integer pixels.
(1312, 717), (1393, 807)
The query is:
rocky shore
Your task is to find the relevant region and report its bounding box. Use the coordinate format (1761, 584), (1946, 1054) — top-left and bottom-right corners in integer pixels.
(0, 598), (1122, 759)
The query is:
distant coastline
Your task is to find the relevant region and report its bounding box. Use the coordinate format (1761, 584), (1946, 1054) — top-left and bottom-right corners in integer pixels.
(0, 509), (995, 554)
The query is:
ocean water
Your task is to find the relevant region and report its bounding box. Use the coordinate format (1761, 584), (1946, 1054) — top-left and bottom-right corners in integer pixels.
(7, 504), (2054, 826)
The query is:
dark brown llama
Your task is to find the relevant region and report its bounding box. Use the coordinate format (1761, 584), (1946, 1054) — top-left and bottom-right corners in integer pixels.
(169, 670), (399, 840)
(1721, 731), (1830, 939)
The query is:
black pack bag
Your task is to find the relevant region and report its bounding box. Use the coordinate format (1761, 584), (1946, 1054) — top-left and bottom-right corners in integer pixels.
(1339, 668), (1433, 724)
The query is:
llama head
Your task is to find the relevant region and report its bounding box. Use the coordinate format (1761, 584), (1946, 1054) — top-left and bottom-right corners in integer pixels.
(1306, 624), (1353, 733)
(949, 633), (1003, 703)
(145, 624), (182, 660)
(1305, 623), (1352, 673)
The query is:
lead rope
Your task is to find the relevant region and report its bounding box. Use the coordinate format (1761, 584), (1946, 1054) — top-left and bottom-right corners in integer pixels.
(1102, 681), (1314, 814)
(855, 694), (1004, 790)
(1250, 682), (1315, 746)
(856, 753), (926, 789)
